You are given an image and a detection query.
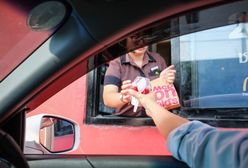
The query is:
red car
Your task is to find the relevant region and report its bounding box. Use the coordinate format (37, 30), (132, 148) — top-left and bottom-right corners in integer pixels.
(0, 0), (247, 167)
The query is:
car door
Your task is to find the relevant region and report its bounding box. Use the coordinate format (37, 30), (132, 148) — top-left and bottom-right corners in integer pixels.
(0, 0), (247, 168)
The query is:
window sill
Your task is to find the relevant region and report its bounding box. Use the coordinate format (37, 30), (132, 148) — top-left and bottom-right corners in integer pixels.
(86, 115), (155, 126)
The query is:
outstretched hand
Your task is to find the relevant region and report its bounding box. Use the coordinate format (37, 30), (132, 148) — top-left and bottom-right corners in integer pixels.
(128, 89), (157, 116)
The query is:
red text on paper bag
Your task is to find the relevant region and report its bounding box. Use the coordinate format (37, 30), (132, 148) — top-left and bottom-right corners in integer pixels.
(151, 77), (180, 110)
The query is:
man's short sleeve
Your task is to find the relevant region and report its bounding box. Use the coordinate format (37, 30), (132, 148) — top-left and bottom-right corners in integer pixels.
(104, 57), (121, 87)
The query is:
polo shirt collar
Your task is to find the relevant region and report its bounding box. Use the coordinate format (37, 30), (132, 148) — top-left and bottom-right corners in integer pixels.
(121, 51), (156, 65)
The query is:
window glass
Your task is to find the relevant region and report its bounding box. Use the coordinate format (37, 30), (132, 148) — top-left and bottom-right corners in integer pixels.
(180, 24), (248, 108)
(0, 1), (66, 81)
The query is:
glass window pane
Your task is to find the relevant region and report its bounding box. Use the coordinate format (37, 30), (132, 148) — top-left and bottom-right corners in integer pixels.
(180, 23), (248, 108)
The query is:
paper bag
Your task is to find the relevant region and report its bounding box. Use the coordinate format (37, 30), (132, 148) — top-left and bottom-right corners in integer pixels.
(150, 77), (180, 110)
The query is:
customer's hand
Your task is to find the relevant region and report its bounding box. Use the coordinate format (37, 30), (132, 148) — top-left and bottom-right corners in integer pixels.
(160, 65), (176, 83)
(120, 80), (132, 103)
(128, 89), (157, 116)
(129, 88), (189, 139)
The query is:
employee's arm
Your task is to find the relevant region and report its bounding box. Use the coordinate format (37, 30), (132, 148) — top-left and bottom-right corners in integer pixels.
(103, 80), (132, 109)
(103, 85), (126, 108)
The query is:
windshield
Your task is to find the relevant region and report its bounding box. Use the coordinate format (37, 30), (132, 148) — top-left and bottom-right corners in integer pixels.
(0, 1), (65, 81)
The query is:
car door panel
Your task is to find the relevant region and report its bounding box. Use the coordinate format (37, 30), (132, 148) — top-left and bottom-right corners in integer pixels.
(87, 156), (189, 168)
(27, 155), (189, 168)
(28, 157), (92, 168)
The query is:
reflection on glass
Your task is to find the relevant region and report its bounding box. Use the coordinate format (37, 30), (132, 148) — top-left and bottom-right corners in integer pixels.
(40, 117), (74, 152)
(179, 23), (248, 108)
(229, 12), (248, 39)
(229, 23), (248, 39)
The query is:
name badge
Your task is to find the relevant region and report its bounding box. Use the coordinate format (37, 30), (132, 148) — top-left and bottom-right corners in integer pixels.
(149, 66), (161, 76)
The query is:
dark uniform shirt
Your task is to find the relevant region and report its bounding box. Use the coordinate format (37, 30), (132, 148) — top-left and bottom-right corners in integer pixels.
(104, 51), (167, 116)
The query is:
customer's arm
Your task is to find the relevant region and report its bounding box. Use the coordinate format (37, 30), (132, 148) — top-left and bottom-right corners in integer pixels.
(128, 90), (248, 168)
(167, 121), (248, 168)
(128, 90), (188, 138)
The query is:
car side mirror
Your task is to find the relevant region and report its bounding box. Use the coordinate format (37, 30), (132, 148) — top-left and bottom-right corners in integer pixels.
(25, 114), (79, 154)
(40, 116), (75, 153)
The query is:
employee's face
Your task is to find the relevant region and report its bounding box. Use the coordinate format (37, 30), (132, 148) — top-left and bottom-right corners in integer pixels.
(133, 46), (148, 55)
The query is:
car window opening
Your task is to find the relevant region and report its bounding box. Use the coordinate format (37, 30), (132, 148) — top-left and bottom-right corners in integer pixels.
(87, 22), (248, 127)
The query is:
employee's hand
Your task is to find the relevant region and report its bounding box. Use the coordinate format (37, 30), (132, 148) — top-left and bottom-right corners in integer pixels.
(120, 80), (132, 103)
(160, 65), (176, 83)
(128, 89), (157, 116)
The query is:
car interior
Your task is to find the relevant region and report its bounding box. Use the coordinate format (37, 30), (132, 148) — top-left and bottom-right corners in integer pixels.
(0, 0), (247, 167)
